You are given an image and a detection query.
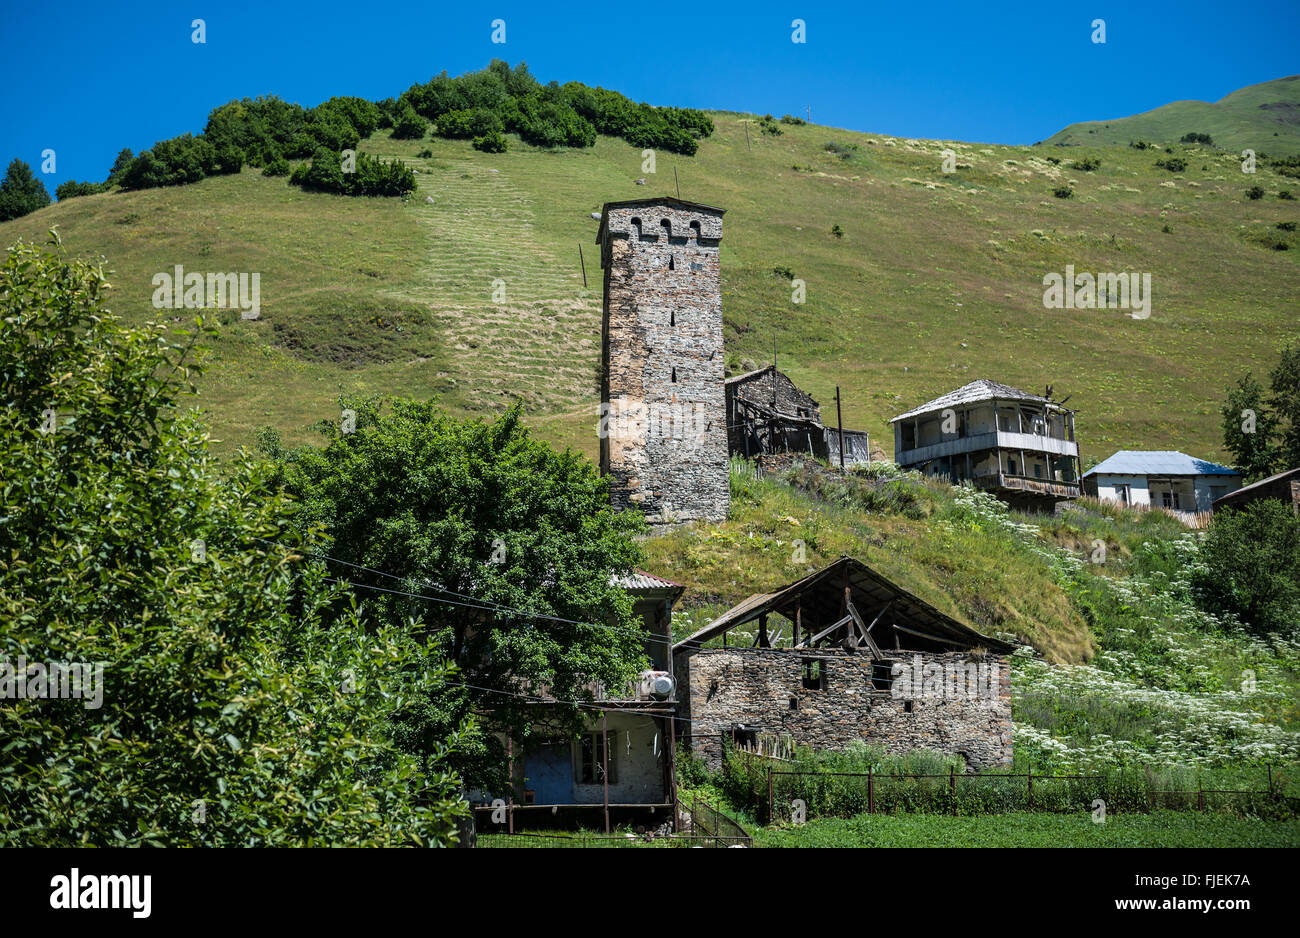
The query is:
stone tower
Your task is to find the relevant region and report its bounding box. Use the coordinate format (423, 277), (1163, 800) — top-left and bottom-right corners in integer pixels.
(597, 197), (729, 523)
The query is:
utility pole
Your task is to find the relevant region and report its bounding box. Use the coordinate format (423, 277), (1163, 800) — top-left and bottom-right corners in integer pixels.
(744, 120), (751, 151)
(806, 104), (811, 123)
(835, 385), (845, 471)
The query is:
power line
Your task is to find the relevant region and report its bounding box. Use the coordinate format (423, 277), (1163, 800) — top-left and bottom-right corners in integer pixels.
(252, 536), (683, 650)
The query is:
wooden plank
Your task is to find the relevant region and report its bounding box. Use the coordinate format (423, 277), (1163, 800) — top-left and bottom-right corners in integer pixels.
(793, 614), (852, 648)
(844, 599), (884, 660)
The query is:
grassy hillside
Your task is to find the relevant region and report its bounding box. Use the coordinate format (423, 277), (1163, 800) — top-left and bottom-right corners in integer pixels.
(1044, 75), (1300, 155)
(2, 91), (1298, 465)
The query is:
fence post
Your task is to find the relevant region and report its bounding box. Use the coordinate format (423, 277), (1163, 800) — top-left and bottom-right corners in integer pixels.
(868, 766), (874, 815)
(1198, 787), (1204, 813)
(767, 768), (774, 825)
(950, 766), (956, 816)
(1027, 770), (1033, 809)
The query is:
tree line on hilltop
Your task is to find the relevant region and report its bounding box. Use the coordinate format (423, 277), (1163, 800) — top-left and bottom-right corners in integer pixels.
(0, 61), (715, 218)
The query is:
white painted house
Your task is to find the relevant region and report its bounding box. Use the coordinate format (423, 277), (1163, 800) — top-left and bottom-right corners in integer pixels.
(1082, 451), (1241, 517)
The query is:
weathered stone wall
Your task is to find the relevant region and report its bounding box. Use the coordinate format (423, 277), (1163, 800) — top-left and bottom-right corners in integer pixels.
(675, 647), (1012, 771)
(600, 202), (729, 523)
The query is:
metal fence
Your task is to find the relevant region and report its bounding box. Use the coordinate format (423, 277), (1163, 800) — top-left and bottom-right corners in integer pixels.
(478, 830), (750, 848)
(688, 795), (752, 847)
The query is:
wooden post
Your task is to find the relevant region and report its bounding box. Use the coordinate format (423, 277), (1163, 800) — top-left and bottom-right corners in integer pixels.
(835, 386), (845, 471)
(758, 613), (769, 648)
(667, 716), (678, 832)
(674, 166), (680, 199)
(1027, 769), (1033, 809)
(744, 120), (751, 151)
(767, 767), (774, 825)
(602, 711), (611, 834)
(950, 766), (956, 816)
(868, 766), (874, 814)
(506, 736), (515, 833)
(578, 242), (587, 288)
(793, 601), (802, 648)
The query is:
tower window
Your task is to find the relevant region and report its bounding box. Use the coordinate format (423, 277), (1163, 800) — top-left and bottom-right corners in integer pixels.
(671, 367), (677, 383)
(668, 254), (675, 270)
(670, 310), (675, 326)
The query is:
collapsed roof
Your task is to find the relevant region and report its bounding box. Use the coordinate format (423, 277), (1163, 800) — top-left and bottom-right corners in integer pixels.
(673, 556), (1013, 656)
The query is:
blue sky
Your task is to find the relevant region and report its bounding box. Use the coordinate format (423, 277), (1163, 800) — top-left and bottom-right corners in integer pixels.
(3, 1), (1296, 194)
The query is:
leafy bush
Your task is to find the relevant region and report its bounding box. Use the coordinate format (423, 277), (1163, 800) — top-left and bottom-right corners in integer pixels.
(758, 114), (782, 136)
(391, 105), (429, 140)
(1195, 500), (1300, 636)
(261, 157), (291, 176)
(472, 131), (509, 153)
(0, 159), (52, 220)
(436, 107), (504, 139)
(780, 114), (807, 125)
(54, 180), (109, 200)
(1278, 221), (1297, 231)
(401, 61), (711, 156)
(1053, 185), (1073, 199)
(824, 141), (859, 160)
(0, 235), (470, 846)
(1246, 185), (1265, 200)
(1155, 157), (1187, 172)
(831, 224), (844, 239)
(119, 133), (242, 189)
(289, 147), (415, 197)
(1071, 157), (1101, 171)
(1181, 132), (1213, 145)
(1280, 190), (1295, 200)
(1129, 140), (1153, 150)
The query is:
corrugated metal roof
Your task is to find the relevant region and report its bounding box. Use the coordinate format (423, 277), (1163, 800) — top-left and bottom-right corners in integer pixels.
(1083, 450), (1239, 478)
(612, 569), (686, 592)
(890, 380), (1058, 423)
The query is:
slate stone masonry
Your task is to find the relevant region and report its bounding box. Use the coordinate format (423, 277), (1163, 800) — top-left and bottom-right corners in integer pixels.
(676, 647), (1013, 771)
(599, 200), (729, 523)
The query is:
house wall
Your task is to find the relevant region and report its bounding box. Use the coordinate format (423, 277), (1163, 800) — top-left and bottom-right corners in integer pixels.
(675, 647), (1012, 771)
(1090, 473), (1152, 507)
(499, 712), (671, 807)
(1090, 473), (1240, 512)
(1193, 475), (1241, 511)
(600, 203), (728, 523)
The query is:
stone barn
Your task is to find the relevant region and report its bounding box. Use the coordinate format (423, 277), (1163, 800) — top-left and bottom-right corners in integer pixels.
(726, 364), (871, 466)
(673, 557), (1014, 771)
(597, 197), (729, 523)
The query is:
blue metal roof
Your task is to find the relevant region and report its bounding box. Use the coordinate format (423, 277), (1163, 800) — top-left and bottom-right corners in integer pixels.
(1083, 450), (1239, 478)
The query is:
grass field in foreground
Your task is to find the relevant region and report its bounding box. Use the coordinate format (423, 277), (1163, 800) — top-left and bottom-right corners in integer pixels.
(752, 810), (1300, 848)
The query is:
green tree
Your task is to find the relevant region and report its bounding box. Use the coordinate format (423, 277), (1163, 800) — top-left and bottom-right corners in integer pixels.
(262, 398), (650, 784)
(107, 147), (134, 184)
(1222, 373), (1280, 480)
(1222, 344), (1300, 478)
(1195, 500), (1300, 636)
(0, 234), (469, 845)
(0, 159), (52, 221)
(1268, 343), (1300, 469)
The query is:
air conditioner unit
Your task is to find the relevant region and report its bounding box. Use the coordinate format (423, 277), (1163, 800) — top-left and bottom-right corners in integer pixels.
(638, 670), (675, 700)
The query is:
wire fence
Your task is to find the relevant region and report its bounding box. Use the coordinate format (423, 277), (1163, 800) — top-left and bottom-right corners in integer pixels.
(688, 795), (752, 846)
(478, 830), (751, 848)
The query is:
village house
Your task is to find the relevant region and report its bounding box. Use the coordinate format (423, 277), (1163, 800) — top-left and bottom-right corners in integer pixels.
(478, 570), (684, 832)
(672, 557), (1014, 772)
(1083, 450), (1241, 518)
(891, 379), (1082, 510)
(726, 364), (872, 467)
(1212, 466), (1300, 515)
